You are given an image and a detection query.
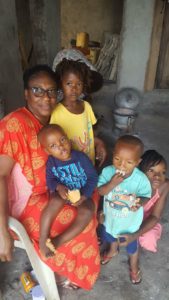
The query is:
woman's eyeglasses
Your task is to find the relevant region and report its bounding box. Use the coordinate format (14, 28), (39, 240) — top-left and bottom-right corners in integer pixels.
(29, 87), (57, 98)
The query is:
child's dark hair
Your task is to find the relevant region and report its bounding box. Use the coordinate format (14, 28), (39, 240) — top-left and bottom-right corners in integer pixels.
(139, 150), (167, 173)
(38, 124), (64, 141)
(23, 64), (57, 89)
(54, 58), (92, 93)
(115, 135), (144, 156)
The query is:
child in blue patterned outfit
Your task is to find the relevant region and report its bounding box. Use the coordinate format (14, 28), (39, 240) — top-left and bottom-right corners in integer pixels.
(38, 124), (98, 257)
(98, 135), (151, 284)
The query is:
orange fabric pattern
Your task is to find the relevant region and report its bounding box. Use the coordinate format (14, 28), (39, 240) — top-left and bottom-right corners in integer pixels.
(0, 107), (47, 194)
(0, 108), (100, 290)
(20, 192), (100, 290)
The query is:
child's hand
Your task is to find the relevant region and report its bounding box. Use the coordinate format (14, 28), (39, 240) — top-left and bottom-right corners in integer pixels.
(56, 184), (68, 200)
(95, 138), (107, 167)
(67, 189), (80, 204)
(110, 173), (124, 187)
(130, 197), (141, 211)
(73, 195), (87, 206)
(118, 233), (138, 246)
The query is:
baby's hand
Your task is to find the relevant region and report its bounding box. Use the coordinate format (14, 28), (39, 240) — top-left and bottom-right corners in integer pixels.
(73, 195), (87, 207)
(56, 184), (68, 200)
(67, 189), (80, 204)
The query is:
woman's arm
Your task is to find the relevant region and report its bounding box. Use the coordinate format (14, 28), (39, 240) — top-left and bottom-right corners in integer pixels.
(0, 155), (15, 261)
(119, 183), (169, 246)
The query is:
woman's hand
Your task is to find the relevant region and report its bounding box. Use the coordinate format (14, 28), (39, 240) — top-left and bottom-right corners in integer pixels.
(95, 137), (107, 167)
(0, 229), (14, 262)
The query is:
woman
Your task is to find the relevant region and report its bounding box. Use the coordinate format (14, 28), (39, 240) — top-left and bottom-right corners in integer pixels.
(0, 65), (101, 290)
(118, 150), (169, 253)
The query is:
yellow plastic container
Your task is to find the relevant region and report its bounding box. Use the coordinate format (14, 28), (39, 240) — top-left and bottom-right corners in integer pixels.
(76, 32), (89, 48)
(20, 272), (36, 293)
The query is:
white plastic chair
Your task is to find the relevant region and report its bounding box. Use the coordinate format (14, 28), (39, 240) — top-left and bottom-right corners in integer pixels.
(8, 217), (60, 300)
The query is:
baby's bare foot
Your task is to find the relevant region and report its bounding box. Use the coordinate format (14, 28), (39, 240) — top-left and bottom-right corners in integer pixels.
(40, 240), (55, 258)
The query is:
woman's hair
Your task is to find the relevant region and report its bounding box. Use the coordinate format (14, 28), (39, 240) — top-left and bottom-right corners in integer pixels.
(55, 58), (92, 93)
(139, 150), (167, 173)
(23, 64), (57, 89)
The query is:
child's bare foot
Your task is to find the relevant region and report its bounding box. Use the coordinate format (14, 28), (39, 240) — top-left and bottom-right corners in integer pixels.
(51, 235), (65, 249)
(39, 239), (55, 258)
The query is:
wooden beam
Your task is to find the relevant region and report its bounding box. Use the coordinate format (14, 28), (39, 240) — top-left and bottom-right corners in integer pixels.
(144, 0), (165, 91)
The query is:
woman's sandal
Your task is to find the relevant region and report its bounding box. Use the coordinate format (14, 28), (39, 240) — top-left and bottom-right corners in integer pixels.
(101, 251), (119, 265)
(58, 279), (80, 290)
(130, 269), (142, 284)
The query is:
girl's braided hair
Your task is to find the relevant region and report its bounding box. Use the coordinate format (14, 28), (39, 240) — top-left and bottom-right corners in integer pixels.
(55, 58), (92, 93)
(139, 150), (167, 173)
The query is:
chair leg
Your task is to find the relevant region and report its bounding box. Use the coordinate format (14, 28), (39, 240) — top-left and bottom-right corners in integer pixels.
(9, 217), (60, 300)
(26, 247), (60, 300)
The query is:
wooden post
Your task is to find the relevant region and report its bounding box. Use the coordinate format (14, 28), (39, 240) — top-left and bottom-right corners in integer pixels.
(144, 0), (165, 91)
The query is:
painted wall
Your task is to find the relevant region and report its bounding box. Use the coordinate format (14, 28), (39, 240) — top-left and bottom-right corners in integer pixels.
(117, 0), (155, 91)
(0, 0), (24, 114)
(61, 0), (123, 48)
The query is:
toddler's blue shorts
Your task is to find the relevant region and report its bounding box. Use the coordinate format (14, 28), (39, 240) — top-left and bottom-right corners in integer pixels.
(99, 224), (138, 255)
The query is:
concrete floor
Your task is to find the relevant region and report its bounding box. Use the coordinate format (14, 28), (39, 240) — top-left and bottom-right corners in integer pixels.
(0, 87), (169, 300)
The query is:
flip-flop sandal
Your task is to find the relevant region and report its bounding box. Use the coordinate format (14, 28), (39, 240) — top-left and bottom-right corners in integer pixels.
(130, 269), (142, 284)
(101, 251), (119, 265)
(58, 279), (80, 290)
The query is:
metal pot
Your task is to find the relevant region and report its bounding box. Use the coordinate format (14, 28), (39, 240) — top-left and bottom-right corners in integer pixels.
(115, 87), (141, 109)
(113, 108), (137, 130)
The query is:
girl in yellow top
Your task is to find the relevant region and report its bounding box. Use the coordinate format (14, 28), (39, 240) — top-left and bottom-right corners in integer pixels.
(51, 56), (107, 166)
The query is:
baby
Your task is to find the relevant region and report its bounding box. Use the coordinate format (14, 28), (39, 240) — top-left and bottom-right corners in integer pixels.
(38, 124), (98, 256)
